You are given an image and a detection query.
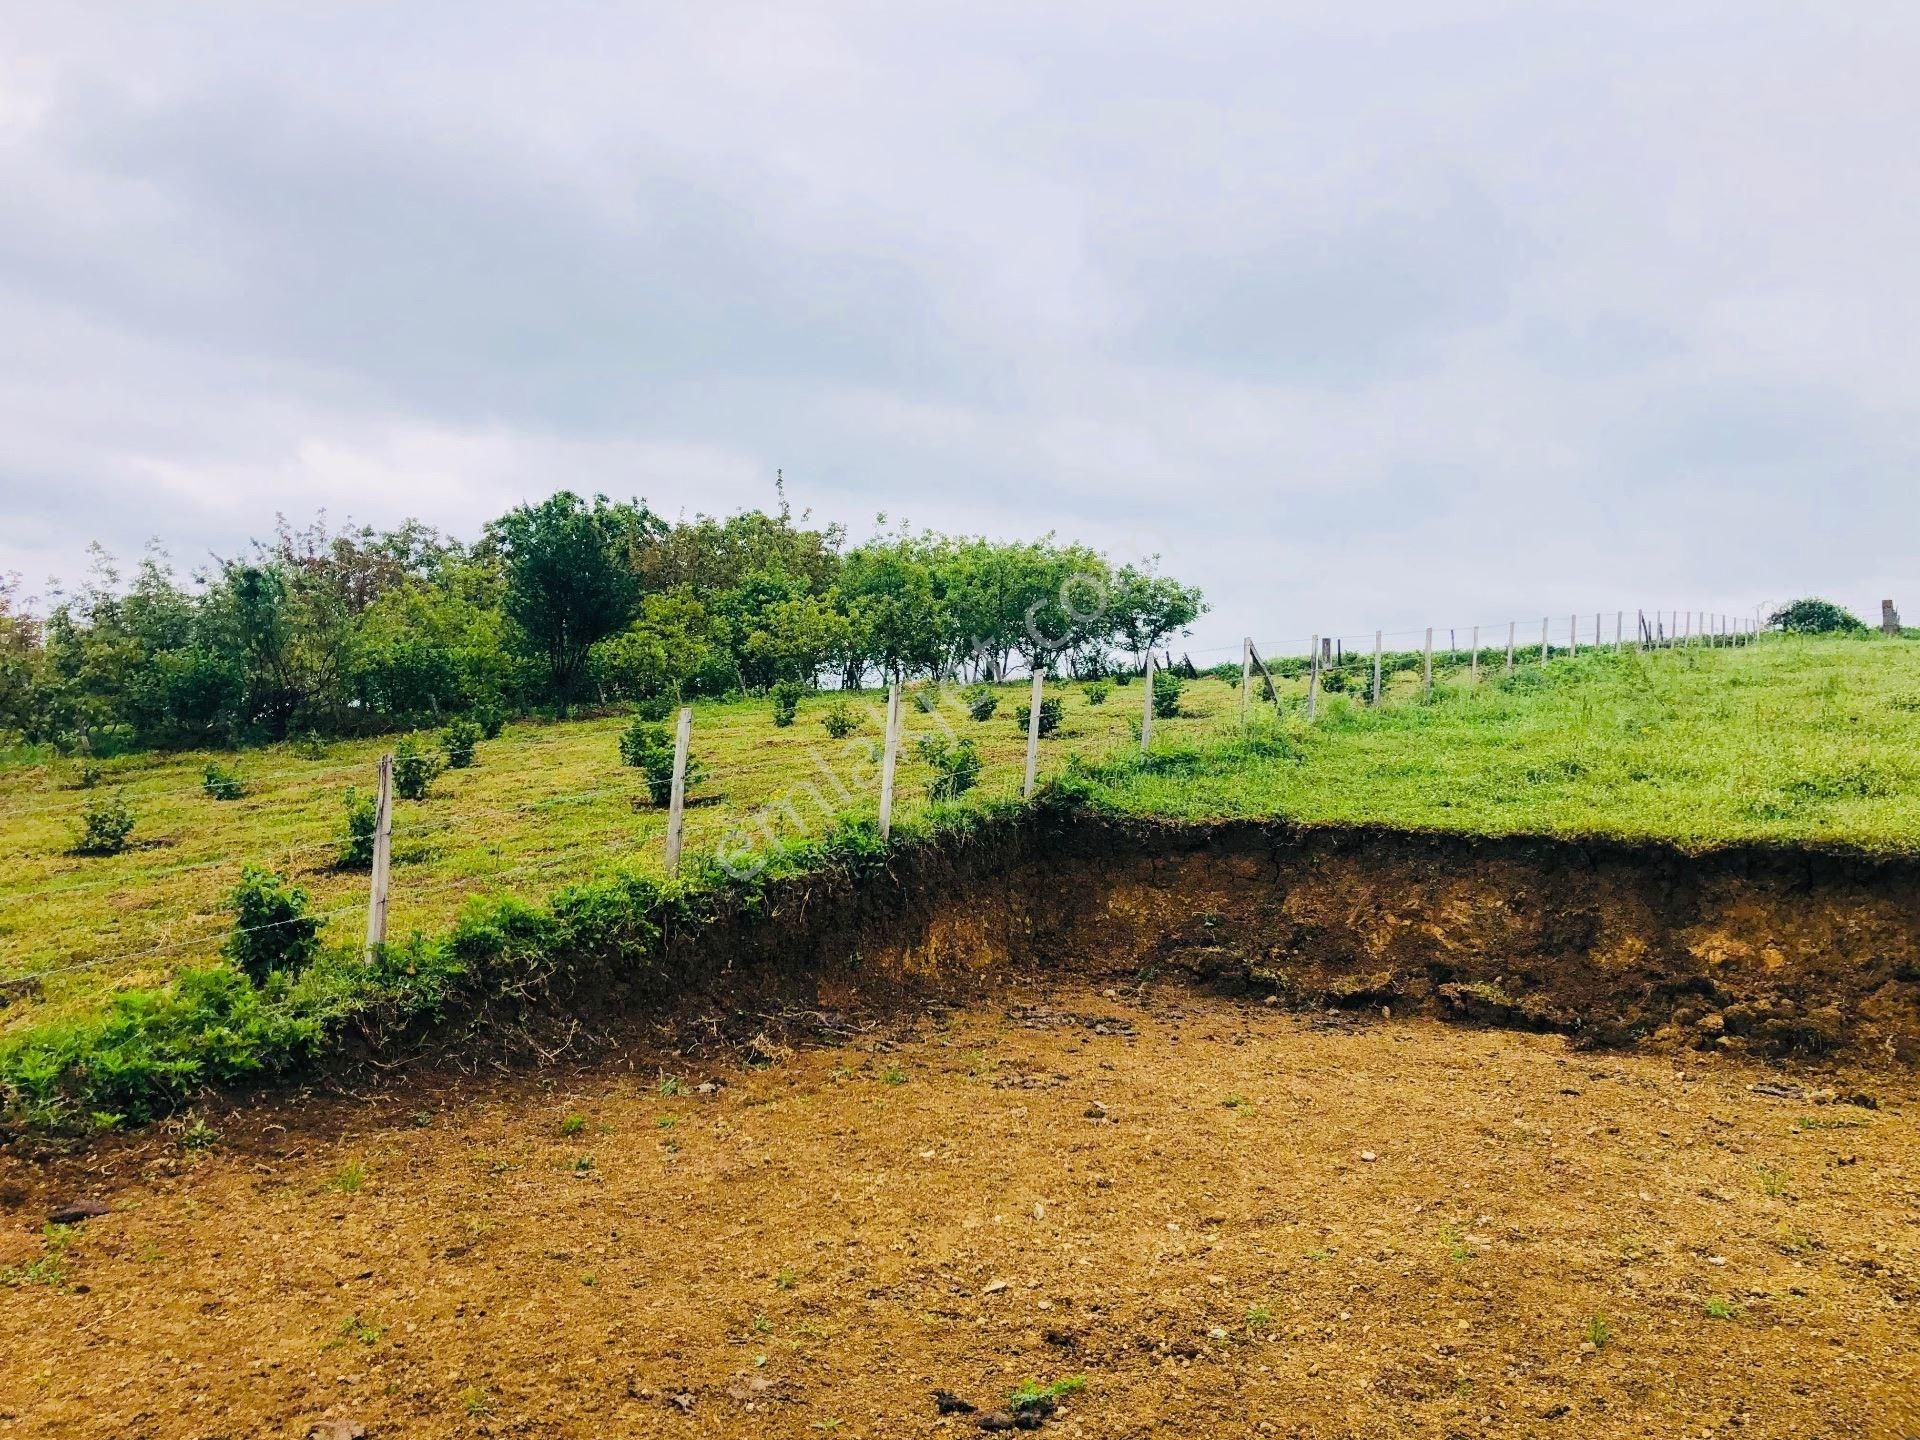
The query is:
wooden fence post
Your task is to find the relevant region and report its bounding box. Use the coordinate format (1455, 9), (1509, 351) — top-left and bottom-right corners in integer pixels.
(664, 705), (692, 875)
(1570, 613), (1578, 657)
(1307, 634), (1321, 720)
(363, 752), (393, 961)
(1471, 624), (1479, 683)
(1239, 636), (1252, 725)
(879, 682), (901, 838)
(1615, 610), (1624, 652)
(1371, 629), (1383, 704)
(1422, 627), (1433, 698)
(1540, 617), (1550, 666)
(1023, 667), (1045, 797)
(1140, 652), (1156, 754)
(1505, 620), (1516, 676)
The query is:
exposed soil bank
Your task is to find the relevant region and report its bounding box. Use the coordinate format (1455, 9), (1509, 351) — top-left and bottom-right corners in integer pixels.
(625, 817), (1920, 1066)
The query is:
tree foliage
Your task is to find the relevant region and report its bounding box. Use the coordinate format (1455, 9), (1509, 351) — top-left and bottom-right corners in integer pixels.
(0, 499), (1206, 756)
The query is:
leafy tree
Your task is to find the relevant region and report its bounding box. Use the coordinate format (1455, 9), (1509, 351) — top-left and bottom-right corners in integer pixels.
(1109, 564), (1206, 670)
(1768, 598), (1864, 635)
(489, 492), (663, 707)
(838, 534), (947, 683)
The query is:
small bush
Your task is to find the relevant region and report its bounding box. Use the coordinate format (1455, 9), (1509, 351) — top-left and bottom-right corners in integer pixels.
(393, 736), (444, 801)
(1083, 680), (1111, 705)
(821, 700), (862, 739)
(472, 704), (507, 740)
(912, 685), (940, 714)
(291, 730), (330, 760)
(440, 718), (481, 769)
(917, 735), (982, 802)
(1015, 696), (1063, 737)
(339, 788), (377, 870)
(1768, 598), (1864, 634)
(201, 762), (246, 800)
(1152, 669), (1185, 718)
(619, 718), (701, 804)
(71, 763), (102, 790)
(633, 692), (674, 723)
(964, 685), (999, 721)
(772, 681), (805, 728)
(73, 794), (135, 856)
(224, 866), (323, 981)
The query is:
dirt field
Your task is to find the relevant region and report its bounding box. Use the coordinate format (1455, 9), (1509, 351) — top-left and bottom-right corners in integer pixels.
(1, 982), (1915, 1439)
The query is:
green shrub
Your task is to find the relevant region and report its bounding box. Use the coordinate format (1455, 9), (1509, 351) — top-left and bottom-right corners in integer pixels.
(772, 681), (805, 728)
(916, 735), (982, 801)
(912, 685), (940, 714)
(633, 692), (674, 723)
(619, 718), (701, 805)
(1015, 696), (1063, 737)
(393, 736), (444, 800)
(964, 685), (999, 721)
(1084, 680), (1111, 705)
(338, 788), (377, 870)
(72, 794), (135, 856)
(292, 730), (330, 760)
(821, 700), (862, 739)
(71, 763), (102, 790)
(472, 704), (507, 740)
(1769, 598), (1864, 634)
(224, 866), (324, 981)
(440, 718), (481, 769)
(1152, 669), (1184, 718)
(0, 964), (327, 1127)
(201, 762), (247, 800)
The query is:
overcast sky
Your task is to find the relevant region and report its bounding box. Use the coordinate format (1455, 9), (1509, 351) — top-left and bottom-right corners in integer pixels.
(2, 2), (1916, 658)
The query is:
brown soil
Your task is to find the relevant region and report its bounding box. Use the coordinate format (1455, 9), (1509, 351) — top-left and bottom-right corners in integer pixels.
(2, 977), (1916, 1439)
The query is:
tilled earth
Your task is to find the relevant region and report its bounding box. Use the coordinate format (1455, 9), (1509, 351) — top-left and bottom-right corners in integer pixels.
(1, 983), (1916, 1439)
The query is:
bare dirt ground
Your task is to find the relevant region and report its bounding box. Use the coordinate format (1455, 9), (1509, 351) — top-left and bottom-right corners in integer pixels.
(1, 982), (1915, 1439)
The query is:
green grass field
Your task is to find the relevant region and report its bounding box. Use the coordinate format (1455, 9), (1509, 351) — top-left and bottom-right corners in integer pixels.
(3, 634), (1917, 1046)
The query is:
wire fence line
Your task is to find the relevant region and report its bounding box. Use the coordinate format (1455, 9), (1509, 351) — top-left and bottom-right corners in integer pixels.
(2, 604), (1764, 992)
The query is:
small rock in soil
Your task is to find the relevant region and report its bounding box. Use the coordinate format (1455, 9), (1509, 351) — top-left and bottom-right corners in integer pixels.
(933, 1389), (976, 1414)
(306, 1422), (367, 1440)
(978, 1412), (1018, 1432)
(47, 1199), (110, 1225)
(665, 1391), (696, 1413)
(1084, 1102), (1108, 1121)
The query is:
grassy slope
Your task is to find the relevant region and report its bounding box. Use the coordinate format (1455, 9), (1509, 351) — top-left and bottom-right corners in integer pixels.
(3, 634), (1917, 1036)
(1076, 635), (1920, 849)
(3, 632), (1918, 1130)
(0, 676), (1220, 1028)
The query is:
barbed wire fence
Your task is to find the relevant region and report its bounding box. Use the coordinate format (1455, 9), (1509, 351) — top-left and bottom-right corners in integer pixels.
(1, 604), (1768, 993)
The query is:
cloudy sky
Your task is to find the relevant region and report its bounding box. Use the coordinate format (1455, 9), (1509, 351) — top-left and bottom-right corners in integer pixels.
(2, 2), (1916, 657)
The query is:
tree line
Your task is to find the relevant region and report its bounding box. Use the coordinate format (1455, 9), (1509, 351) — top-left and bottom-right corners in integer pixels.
(0, 493), (1204, 755)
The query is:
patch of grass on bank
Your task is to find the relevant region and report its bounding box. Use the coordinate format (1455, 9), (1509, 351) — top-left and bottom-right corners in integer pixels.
(1056, 636), (1920, 851)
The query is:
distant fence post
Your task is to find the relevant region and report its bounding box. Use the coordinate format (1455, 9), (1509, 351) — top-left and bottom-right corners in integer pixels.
(1616, 610), (1624, 652)
(1140, 652), (1156, 754)
(363, 752), (393, 961)
(879, 682), (901, 838)
(1505, 621), (1516, 676)
(1422, 627), (1433, 698)
(1239, 636), (1252, 725)
(1372, 629), (1383, 704)
(1540, 617), (1550, 666)
(1570, 613), (1578, 657)
(1307, 634), (1321, 720)
(664, 705), (692, 875)
(1471, 624), (1480, 683)
(1023, 667), (1045, 797)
